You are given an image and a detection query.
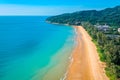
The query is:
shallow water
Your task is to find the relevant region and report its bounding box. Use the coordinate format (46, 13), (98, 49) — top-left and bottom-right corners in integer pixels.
(0, 16), (75, 80)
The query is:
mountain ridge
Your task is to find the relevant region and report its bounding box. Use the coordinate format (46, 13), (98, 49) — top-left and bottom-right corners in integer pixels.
(46, 5), (120, 27)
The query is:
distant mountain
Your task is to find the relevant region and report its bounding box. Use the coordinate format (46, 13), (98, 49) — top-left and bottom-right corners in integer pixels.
(46, 5), (120, 27)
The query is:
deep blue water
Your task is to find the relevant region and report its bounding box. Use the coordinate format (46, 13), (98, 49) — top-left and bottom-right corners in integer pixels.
(0, 16), (74, 80)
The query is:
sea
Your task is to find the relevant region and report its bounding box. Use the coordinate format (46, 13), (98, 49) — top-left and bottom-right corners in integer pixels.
(0, 16), (75, 80)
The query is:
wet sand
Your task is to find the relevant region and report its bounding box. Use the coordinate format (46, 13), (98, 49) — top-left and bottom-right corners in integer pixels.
(66, 26), (109, 80)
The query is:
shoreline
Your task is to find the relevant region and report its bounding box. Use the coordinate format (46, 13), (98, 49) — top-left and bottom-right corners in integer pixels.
(61, 26), (78, 80)
(34, 27), (76, 80)
(65, 26), (109, 80)
(46, 21), (78, 27)
(45, 21), (109, 80)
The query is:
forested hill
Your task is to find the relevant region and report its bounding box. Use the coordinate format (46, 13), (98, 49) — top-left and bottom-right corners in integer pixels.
(46, 5), (120, 27)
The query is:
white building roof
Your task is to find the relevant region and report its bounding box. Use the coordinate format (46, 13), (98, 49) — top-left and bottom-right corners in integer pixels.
(118, 28), (120, 32)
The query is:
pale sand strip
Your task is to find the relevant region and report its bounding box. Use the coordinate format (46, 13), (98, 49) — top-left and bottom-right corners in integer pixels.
(66, 26), (109, 80)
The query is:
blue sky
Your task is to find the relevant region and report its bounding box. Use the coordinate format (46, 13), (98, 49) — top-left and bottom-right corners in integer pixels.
(0, 0), (120, 15)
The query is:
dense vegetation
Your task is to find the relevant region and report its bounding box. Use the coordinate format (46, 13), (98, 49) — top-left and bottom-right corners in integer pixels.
(46, 5), (120, 80)
(82, 22), (120, 80)
(46, 6), (120, 28)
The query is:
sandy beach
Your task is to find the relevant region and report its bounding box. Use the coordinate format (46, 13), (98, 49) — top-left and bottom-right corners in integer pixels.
(66, 26), (109, 80)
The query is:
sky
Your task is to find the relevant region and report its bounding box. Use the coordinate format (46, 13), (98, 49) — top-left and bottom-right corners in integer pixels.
(0, 0), (120, 15)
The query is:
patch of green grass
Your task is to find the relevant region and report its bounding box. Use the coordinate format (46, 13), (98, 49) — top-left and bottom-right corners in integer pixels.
(105, 67), (117, 80)
(97, 47), (106, 62)
(92, 39), (106, 62)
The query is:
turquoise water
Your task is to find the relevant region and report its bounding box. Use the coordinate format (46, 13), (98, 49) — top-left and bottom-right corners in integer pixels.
(0, 16), (75, 80)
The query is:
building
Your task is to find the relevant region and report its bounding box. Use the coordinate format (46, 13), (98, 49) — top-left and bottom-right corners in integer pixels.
(94, 24), (110, 32)
(118, 28), (120, 33)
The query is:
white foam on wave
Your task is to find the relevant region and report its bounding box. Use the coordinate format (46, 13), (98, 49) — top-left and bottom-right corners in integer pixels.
(60, 27), (76, 80)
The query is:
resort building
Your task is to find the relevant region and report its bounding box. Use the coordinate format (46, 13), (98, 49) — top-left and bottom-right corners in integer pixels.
(118, 28), (120, 33)
(94, 23), (110, 32)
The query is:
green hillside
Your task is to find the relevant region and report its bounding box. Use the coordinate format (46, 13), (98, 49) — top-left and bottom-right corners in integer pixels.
(46, 6), (120, 27)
